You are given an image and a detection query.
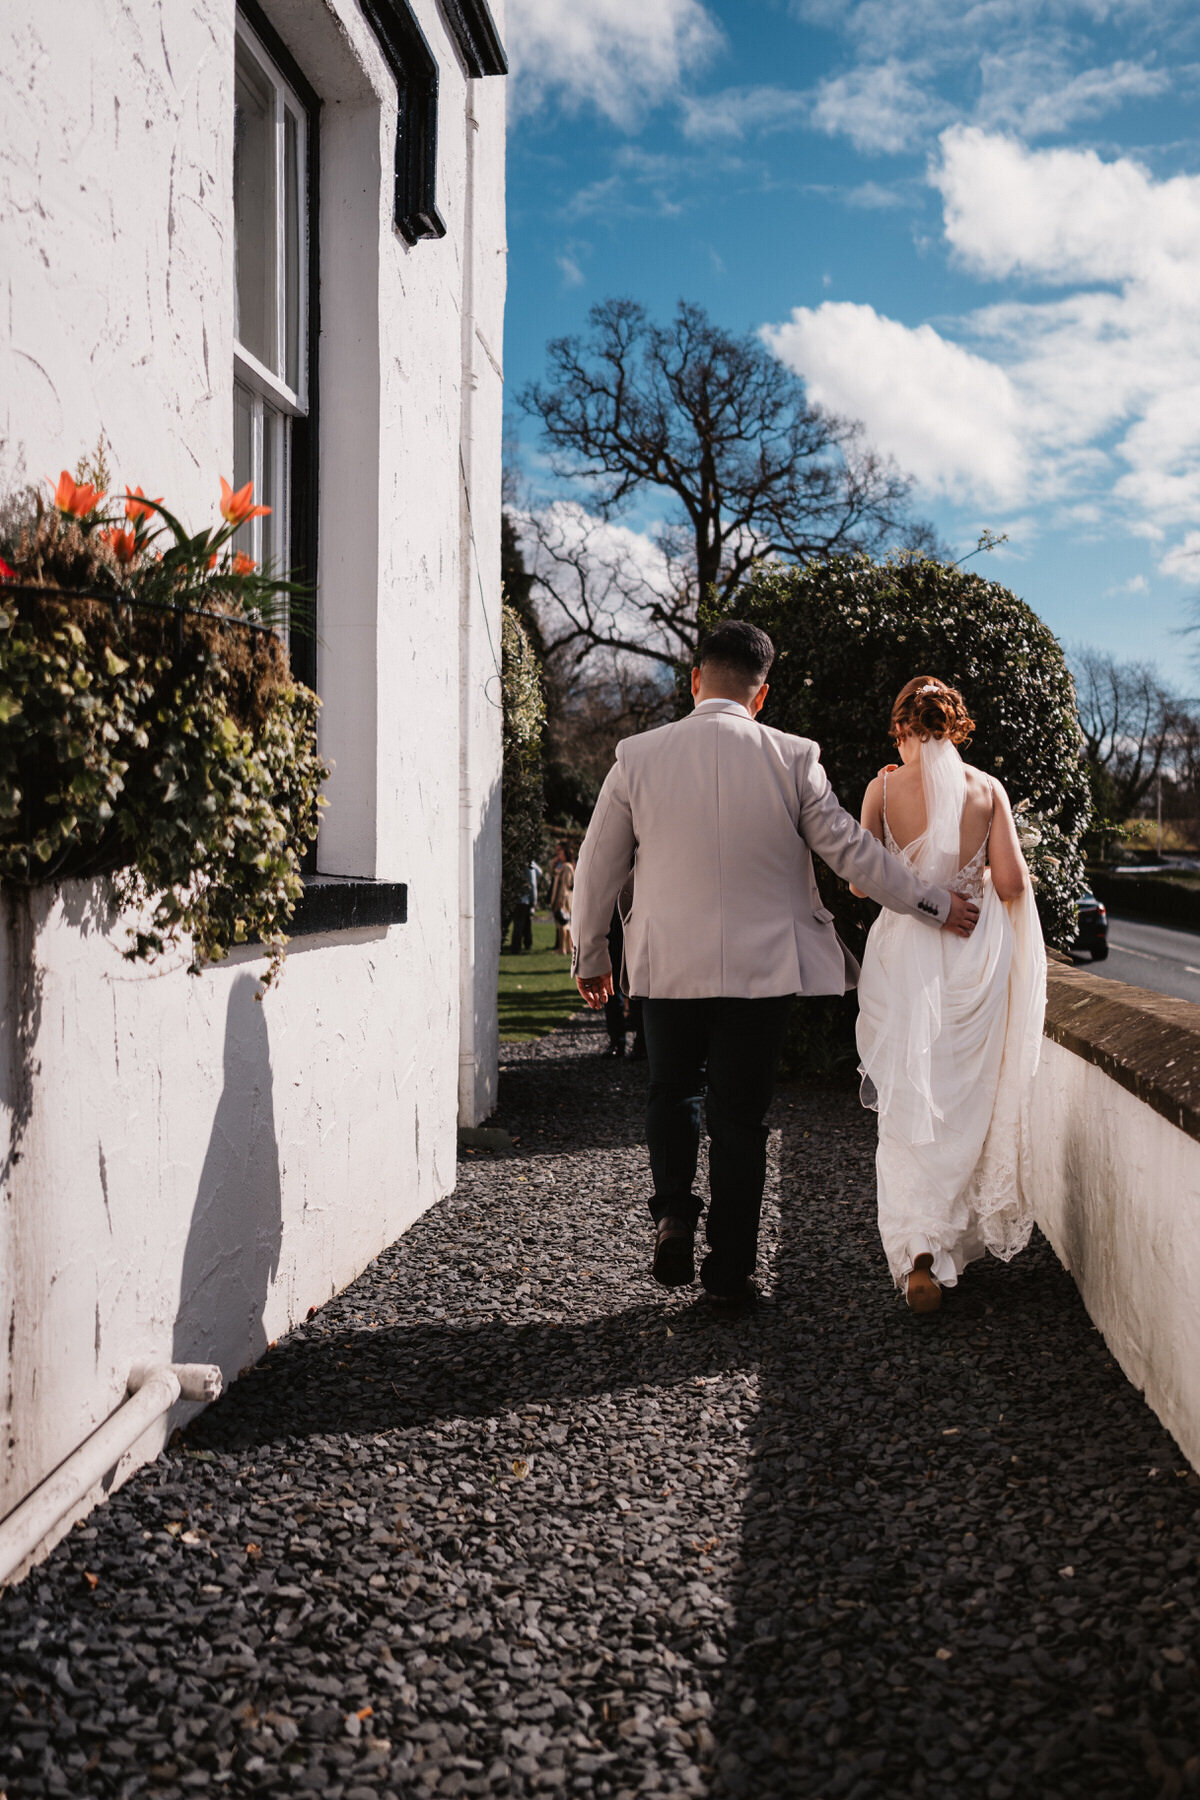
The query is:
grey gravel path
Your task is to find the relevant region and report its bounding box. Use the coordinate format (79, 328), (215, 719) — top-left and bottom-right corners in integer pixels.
(2, 1012), (1200, 1799)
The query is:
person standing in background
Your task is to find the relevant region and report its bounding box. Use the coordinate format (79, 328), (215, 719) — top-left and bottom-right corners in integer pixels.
(510, 858), (542, 954)
(548, 842), (575, 956)
(602, 895), (648, 1060)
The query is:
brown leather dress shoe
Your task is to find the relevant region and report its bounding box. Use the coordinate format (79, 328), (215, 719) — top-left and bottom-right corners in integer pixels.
(652, 1217), (696, 1288)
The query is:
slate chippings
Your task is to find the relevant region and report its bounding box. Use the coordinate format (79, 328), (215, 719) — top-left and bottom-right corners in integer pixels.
(0, 1010), (1198, 1799)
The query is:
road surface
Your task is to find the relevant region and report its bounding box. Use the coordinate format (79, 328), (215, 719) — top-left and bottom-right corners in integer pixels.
(1076, 912), (1200, 1005)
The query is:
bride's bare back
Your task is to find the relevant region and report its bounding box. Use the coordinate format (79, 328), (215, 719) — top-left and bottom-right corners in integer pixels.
(857, 754), (1028, 901)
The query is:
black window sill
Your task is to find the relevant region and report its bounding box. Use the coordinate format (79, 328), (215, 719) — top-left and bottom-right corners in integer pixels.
(288, 876), (408, 938)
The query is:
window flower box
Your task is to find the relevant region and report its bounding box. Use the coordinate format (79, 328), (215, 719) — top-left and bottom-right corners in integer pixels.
(0, 456), (328, 982)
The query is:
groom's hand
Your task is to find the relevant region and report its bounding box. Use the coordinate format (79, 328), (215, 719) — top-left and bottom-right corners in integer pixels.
(943, 892), (980, 938)
(576, 972), (614, 1009)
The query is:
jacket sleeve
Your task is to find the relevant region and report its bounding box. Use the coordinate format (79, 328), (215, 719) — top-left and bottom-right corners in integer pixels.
(571, 758), (636, 979)
(797, 744), (952, 926)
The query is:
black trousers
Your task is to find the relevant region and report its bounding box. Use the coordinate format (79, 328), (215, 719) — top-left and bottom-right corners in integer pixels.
(641, 995), (793, 1296)
(510, 902), (533, 952)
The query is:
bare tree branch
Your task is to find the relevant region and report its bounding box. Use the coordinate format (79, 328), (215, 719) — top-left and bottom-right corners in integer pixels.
(520, 298), (934, 664)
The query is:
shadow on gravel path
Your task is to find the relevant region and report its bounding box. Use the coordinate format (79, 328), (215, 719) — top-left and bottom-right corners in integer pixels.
(708, 1083), (1200, 1800)
(186, 1303), (755, 1448)
(2, 1024), (1199, 1800)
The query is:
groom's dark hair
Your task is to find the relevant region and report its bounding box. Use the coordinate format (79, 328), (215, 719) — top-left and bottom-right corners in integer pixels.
(696, 620), (775, 691)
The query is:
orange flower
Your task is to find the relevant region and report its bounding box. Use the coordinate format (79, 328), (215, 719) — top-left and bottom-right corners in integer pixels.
(52, 470), (105, 517)
(218, 476), (270, 526)
(124, 485), (162, 525)
(231, 551), (257, 576)
(207, 552), (219, 570)
(102, 526), (138, 565)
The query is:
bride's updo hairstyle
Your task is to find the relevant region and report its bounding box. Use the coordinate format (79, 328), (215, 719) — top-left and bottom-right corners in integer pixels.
(889, 676), (975, 747)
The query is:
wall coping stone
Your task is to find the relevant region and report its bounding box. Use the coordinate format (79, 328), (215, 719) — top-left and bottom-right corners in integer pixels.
(1045, 958), (1200, 1142)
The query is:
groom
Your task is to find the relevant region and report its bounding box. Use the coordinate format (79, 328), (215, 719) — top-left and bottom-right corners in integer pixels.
(570, 620), (979, 1314)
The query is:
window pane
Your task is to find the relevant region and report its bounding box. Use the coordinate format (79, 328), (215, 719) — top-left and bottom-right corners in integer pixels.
(284, 108), (302, 393)
(233, 381), (254, 495)
(263, 403), (290, 580)
(234, 42), (275, 369)
(232, 379), (258, 565)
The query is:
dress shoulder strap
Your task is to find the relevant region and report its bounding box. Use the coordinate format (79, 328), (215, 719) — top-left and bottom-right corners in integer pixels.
(985, 772), (997, 837)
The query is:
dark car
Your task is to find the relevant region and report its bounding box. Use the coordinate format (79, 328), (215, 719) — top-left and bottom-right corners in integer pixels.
(1073, 892), (1108, 961)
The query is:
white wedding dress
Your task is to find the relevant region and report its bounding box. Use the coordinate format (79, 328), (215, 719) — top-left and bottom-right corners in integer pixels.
(855, 735), (1047, 1291)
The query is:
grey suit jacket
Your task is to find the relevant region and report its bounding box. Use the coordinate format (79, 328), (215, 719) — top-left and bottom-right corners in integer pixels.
(571, 703), (952, 1000)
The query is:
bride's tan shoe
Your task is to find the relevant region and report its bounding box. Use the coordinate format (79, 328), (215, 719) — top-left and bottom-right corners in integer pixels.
(905, 1252), (942, 1313)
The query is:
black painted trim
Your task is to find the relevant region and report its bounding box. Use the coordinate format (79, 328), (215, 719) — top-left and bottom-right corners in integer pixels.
(357, 0), (447, 244)
(289, 877), (409, 937)
(437, 0), (507, 76)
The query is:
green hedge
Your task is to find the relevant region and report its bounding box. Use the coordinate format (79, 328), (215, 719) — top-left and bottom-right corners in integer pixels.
(500, 604), (546, 926)
(1089, 872), (1200, 933)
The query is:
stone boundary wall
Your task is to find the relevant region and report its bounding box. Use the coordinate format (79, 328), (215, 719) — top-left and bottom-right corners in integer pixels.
(1033, 960), (1200, 1471)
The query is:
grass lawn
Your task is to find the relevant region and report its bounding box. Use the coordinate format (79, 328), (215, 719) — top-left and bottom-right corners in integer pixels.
(498, 914), (585, 1041)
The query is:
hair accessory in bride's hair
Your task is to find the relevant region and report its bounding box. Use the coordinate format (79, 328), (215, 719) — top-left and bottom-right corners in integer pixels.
(890, 676), (975, 746)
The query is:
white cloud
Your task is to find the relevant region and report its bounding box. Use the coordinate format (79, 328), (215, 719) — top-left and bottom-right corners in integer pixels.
(1159, 533), (1200, 580)
(763, 302), (1028, 505)
(567, 147), (700, 220)
(933, 124), (1200, 286)
(790, 0), (1190, 63)
(977, 51), (1169, 137)
(762, 131), (1200, 541)
(680, 84), (807, 140)
(843, 180), (907, 208)
(505, 0), (722, 128)
(793, 5), (1183, 161)
(810, 59), (948, 154)
(556, 252), (585, 289)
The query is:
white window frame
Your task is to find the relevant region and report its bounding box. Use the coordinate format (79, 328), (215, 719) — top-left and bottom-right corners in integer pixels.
(233, 14), (309, 577)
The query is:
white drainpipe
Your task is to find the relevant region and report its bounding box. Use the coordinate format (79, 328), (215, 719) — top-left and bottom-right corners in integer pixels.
(0, 1361), (222, 1586)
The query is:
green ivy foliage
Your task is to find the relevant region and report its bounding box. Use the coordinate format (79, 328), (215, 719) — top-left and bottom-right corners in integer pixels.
(0, 476), (327, 983)
(0, 598), (326, 981)
(500, 603), (546, 924)
(707, 554), (1090, 1074)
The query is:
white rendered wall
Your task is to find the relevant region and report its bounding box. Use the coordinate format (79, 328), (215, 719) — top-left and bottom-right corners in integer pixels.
(1032, 1038), (1200, 1473)
(0, 0), (504, 1560)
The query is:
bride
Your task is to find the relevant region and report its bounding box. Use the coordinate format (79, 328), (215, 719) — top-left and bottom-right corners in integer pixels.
(852, 677), (1047, 1313)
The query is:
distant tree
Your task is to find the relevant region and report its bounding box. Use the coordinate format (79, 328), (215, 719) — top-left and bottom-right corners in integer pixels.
(520, 297), (934, 671)
(543, 653), (674, 825)
(1070, 646), (1190, 816)
(502, 509), (671, 824)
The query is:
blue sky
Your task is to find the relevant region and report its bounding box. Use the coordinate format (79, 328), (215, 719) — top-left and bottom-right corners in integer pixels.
(503, 0), (1200, 679)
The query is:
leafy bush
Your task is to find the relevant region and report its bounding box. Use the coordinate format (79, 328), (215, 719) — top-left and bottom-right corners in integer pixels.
(0, 463), (327, 982)
(708, 554), (1090, 1074)
(1089, 872), (1200, 931)
(501, 603), (546, 924)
